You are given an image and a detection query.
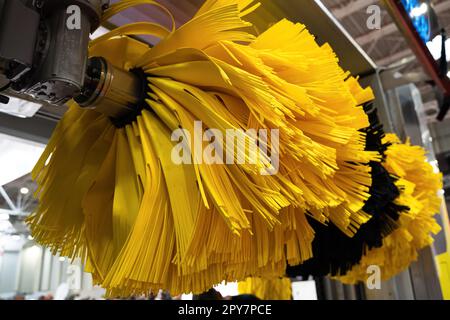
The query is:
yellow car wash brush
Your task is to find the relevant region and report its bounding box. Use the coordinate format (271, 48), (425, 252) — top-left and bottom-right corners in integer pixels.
(338, 134), (442, 284)
(286, 104), (408, 278)
(238, 277), (292, 300)
(27, 0), (377, 296)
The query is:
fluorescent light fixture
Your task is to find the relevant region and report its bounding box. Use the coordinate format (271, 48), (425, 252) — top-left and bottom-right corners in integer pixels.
(90, 26), (110, 40)
(0, 96), (42, 118)
(426, 35), (450, 62)
(0, 133), (45, 186)
(0, 220), (13, 232)
(20, 187), (29, 195)
(0, 213), (9, 221)
(410, 3), (428, 18)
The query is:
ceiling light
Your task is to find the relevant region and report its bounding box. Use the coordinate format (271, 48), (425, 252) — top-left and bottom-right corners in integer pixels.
(410, 3), (428, 18)
(0, 133), (45, 186)
(11, 235), (21, 241)
(0, 213), (9, 221)
(20, 187), (29, 195)
(0, 220), (13, 232)
(59, 257), (66, 262)
(28, 235), (33, 240)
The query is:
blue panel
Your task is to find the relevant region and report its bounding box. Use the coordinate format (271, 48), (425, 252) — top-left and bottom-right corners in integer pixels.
(401, 0), (431, 43)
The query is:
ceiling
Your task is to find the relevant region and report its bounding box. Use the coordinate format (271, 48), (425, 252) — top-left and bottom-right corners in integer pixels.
(324, 0), (450, 67)
(0, 173), (36, 236)
(322, 0), (450, 120)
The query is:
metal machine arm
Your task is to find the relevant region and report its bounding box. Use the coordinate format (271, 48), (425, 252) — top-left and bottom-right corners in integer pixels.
(0, 0), (141, 120)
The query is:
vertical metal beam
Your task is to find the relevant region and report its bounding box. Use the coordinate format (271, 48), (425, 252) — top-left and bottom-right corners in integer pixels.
(321, 277), (334, 300)
(343, 284), (358, 300)
(392, 269), (415, 300)
(409, 247), (444, 300)
(329, 279), (346, 300)
(382, 84), (445, 299)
